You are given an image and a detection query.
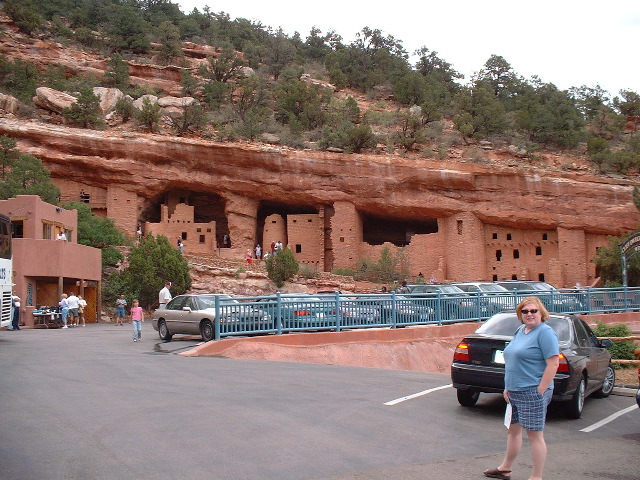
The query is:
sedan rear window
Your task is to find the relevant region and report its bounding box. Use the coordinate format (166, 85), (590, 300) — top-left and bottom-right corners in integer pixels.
(475, 313), (572, 344)
(476, 314), (521, 336)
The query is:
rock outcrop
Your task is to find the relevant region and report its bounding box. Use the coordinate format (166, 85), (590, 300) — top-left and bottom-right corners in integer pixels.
(0, 117), (637, 237)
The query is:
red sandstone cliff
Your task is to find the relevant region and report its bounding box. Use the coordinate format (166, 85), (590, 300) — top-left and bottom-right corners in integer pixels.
(0, 117), (637, 237)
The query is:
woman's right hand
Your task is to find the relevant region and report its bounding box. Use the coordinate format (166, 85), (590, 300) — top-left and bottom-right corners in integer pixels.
(503, 389), (510, 403)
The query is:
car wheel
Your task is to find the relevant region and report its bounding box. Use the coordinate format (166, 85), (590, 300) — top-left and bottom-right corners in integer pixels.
(593, 365), (616, 398)
(566, 376), (586, 419)
(201, 319), (214, 342)
(158, 320), (172, 341)
(456, 389), (480, 407)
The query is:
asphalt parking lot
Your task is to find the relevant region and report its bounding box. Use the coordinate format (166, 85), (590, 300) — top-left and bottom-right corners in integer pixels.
(0, 324), (639, 480)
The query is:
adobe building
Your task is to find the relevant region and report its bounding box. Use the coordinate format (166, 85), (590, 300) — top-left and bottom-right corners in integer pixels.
(0, 195), (102, 327)
(59, 184), (613, 288)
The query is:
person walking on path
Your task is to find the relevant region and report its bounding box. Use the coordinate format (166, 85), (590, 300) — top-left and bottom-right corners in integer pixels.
(59, 294), (69, 329)
(159, 281), (172, 309)
(115, 294), (127, 325)
(129, 299), (144, 342)
(483, 296), (559, 480)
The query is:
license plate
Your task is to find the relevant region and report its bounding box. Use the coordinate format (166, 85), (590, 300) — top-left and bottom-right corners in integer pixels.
(493, 349), (505, 364)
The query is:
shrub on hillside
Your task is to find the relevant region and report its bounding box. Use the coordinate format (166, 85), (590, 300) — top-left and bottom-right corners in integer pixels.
(265, 247), (299, 288)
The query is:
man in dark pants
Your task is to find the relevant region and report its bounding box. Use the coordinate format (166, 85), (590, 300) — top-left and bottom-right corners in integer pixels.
(10, 294), (20, 330)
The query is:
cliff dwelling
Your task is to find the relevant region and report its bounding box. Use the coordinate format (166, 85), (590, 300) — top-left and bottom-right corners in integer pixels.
(0, 119), (637, 288)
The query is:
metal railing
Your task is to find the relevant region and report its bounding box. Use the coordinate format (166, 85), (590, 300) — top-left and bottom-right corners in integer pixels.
(209, 287), (640, 340)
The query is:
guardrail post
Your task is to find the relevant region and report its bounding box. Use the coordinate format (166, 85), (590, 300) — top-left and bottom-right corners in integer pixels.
(624, 285), (629, 312)
(334, 291), (341, 332)
(214, 295), (220, 340)
(391, 291), (397, 329)
(276, 292), (282, 335)
(436, 292), (442, 326)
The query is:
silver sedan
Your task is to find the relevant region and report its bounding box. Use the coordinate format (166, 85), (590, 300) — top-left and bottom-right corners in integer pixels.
(152, 294), (269, 342)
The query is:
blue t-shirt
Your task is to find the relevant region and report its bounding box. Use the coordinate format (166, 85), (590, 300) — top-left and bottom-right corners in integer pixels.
(504, 322), (559, 391)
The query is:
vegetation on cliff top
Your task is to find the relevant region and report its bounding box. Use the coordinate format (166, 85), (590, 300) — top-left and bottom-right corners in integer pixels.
(0, 0), (638, 173)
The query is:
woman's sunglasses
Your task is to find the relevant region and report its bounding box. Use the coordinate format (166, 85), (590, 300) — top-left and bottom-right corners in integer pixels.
(521, 309), (538, 314)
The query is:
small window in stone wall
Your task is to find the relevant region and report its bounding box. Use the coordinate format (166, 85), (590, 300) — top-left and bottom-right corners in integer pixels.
(542, 233), (548, 240)
(182, 232), (187, 240)
(457, 220), (463, 235)
(197, 228), (201, 232)
(296, 244), (302, 253)
(512, 274), (518, 280)
(492, 233), (498, 239)
(79, 191), (90, 203)
(199, 235), (205, 243)
(538, 273), (545, 281)
(293, 219), (297, 223)
(207, 228), (211, 232)
(513, 249), (519, 259)
(493, 274), (498, 281)
(536, 246), (542, 255)
(507, 233), (512, 240)
(340, 237), (344, 242)
(496, 250), (502, 261)
(308, 219), (312, 222)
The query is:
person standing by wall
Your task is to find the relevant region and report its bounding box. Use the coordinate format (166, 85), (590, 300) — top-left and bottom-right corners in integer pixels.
(129, 299), (144, 342)
(67, 292), (79, 327)
(115, 294), (127, 326)
(59, 294), (69, 329)
(77, 295), (87, 326)
(10, 293), (20, 330)
(483, 296), (559, 480)
(158, 281), (172, 309)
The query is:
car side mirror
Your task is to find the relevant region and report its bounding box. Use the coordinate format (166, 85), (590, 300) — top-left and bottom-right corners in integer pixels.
(182, 306), (192, 312)
(600, 338), (613, 348)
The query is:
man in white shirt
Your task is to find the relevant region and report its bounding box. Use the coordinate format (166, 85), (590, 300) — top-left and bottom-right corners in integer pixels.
(159, 281), (172, 309)
(67, 293), (80, 326)
(56, 232), (67, 241)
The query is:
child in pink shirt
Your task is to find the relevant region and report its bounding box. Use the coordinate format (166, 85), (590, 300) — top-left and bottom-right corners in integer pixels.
(129, 299), (144, 342)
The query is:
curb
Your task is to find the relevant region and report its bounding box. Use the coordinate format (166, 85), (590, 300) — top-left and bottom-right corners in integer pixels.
(612, 386), (638, 397)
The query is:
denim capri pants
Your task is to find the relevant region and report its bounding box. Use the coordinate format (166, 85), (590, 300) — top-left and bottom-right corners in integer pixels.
(509, 387), (553, 431)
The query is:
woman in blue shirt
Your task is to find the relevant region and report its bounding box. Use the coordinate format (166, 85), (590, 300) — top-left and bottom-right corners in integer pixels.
(484, 296), (559, 480)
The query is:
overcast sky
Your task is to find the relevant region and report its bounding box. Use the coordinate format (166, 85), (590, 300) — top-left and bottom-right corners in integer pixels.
(176, 0), (639, 98)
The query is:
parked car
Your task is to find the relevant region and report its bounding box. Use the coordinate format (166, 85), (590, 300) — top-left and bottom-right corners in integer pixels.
(450, 282), (510, 317)
(494, 280), (585, 313)
(375, 294), (435, 324)
(451, 312), (615, 418)
(405, 284), (476, 321)
(255, 293), (337, 330)
(152, 294), (270, 342)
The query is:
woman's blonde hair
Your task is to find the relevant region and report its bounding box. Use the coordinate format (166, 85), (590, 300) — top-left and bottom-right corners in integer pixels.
(515, 296), (550, 322)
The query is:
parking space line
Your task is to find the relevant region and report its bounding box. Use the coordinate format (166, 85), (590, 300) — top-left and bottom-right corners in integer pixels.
(580, 404), (638, 432)
(385, 384), (452, 406)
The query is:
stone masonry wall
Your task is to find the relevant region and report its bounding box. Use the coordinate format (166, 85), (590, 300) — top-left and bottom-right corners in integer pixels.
(330, 201), (362, 271)
(106, 186), (138, 238)
(557, 227), (587, 288)
(287, 213), (324, 268)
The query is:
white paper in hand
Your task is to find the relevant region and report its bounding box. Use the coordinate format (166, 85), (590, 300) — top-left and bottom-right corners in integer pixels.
(504, 403), (512, 429)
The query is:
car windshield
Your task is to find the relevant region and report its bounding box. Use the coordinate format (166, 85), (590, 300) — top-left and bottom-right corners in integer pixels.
(475, 313), (572, 344)
(411, 285), (463, 294)
(477, 284), (508, 293)
(196, 295), (237, 309)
